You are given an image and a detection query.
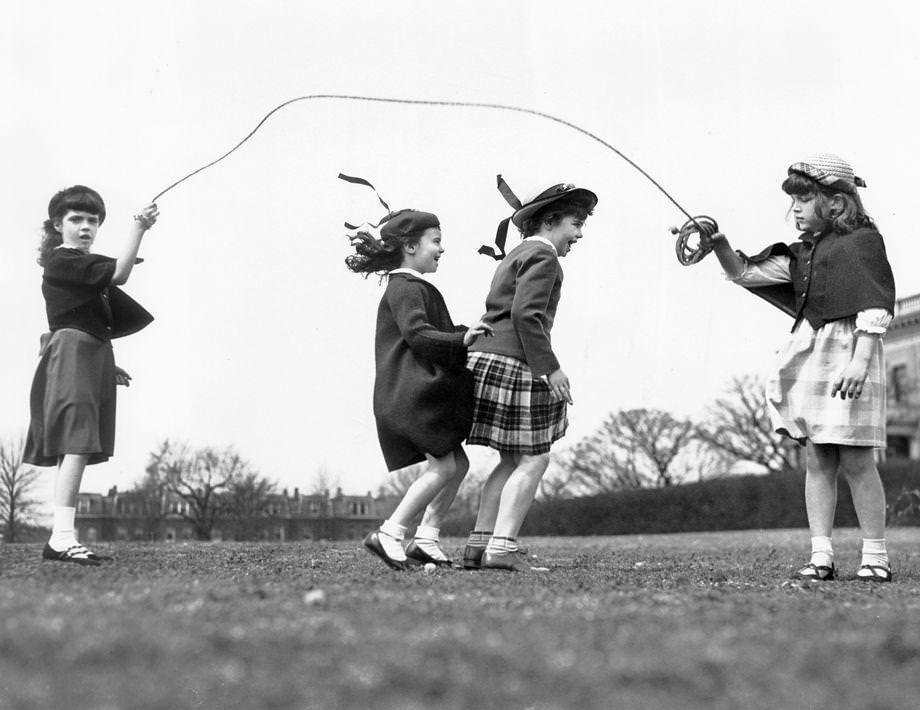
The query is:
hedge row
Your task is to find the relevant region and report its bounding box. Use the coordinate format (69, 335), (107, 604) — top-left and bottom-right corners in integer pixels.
(442, 460), (920, 536)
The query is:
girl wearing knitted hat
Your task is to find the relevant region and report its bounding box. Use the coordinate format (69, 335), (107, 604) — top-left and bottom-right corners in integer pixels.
(462, 180), (597, 572)
(25, 186), (158, 566)
(703, 153), (896, 582)
(346, 208), (492, 570)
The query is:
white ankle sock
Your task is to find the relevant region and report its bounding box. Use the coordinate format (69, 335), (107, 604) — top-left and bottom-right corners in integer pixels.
(860, 538), (888, 568)
(49, 506), (78, 551)
(414, 525), (448, 561)
(377, 520), (407, 561)
(810, 536), (834, 568)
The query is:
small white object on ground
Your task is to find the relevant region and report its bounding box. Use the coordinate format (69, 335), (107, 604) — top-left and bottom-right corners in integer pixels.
(303, 589), (327, 606)
(424, 563), (437, 574)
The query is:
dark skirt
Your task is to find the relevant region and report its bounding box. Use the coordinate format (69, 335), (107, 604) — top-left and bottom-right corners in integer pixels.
(24, 328), (116, 467)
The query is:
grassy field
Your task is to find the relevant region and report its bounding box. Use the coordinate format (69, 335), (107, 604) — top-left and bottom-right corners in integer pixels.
(2, 529), (920, 710)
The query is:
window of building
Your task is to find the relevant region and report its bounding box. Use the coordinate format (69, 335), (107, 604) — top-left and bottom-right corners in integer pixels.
(891, 364), (908, 403)
(77, 498), (92, 514)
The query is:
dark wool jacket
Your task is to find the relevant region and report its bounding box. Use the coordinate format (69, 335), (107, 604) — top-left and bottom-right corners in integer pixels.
(740, 227), (895, 331)
(42, 248), (153, 341)
(469, 239), (562, 377)
(373, 273), (472, 471)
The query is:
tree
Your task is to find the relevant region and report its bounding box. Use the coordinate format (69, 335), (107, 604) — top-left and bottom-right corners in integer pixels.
(552, 408), (702, 494)
(0, 435), (42, 542)
(144, 440), (260, 540)
(223, 470), (277, 540)
(695, 375), (801, 474)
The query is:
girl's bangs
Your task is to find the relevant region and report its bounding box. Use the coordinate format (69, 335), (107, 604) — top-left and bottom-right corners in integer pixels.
(781, 172), (818, 197)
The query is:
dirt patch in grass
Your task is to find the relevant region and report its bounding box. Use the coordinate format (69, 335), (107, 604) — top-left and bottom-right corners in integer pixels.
(2, 529), (920, 710)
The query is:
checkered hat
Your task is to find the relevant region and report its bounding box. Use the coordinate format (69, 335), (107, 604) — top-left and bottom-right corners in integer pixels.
(788, 153), (866, 194)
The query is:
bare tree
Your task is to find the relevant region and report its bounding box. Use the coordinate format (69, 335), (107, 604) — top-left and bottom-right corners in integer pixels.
(144, 440), (256, 540)
(0, 436), (42, 542)
(552, 408), (700, 494)
(308, 464), (341, 495)
(376, 462), (425, 498)
(696, 375), (801, 473)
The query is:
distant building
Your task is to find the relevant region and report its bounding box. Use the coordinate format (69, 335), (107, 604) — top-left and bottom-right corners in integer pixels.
(75, 486), (397, 543)
(886, 292), (920, 459)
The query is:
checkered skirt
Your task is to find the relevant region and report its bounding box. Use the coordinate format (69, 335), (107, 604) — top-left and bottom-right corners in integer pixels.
(765, 317), (886, 447)
(466, 351), (567, 454)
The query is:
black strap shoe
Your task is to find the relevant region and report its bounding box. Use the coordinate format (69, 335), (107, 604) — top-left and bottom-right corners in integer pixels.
(362, 531), (408, 571)
(42, 543), (102, 567)
(405, 540), (452, 567)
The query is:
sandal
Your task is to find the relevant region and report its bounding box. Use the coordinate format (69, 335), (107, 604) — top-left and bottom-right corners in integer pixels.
(795, 562), (836, 581)
(855, 564), (892, 583)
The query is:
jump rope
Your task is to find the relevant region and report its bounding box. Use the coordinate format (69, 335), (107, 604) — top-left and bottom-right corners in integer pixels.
(149, 94), (718, 265)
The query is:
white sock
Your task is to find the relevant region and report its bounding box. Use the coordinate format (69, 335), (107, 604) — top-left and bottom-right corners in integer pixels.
(414, 525), (448, 561)
(485, 536), (518, 554)
(49, 506), (78, 550)
(810, 536), (834, 569)
(377, 520), (407, 561)
(860, 538), (888, 569)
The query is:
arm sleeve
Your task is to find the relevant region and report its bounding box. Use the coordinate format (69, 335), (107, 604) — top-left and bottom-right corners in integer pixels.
(44, 251), (116, 290)
(387, 281), (468, 368)
(510, 249), (560, 376)
(855, 308), (893, 335)
(729, 255), (792, 285)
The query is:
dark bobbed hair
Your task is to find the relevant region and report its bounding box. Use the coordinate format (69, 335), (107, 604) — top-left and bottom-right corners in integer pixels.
(38, 185), (107, 266)
(781, 172), (874, 234)
(344, 209), (432, 277)
(520, 197), (594, 237)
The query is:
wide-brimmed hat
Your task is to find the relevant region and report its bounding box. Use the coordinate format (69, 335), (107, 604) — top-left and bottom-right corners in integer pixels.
(380, 209), (440, 239)
(788, 153), (866, 194)
(511, 183), (598, 228)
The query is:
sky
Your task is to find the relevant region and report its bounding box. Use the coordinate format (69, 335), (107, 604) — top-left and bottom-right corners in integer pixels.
(2, 1), (918, 506)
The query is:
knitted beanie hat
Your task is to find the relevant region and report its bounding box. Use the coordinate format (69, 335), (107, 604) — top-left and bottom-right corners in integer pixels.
(788, 153), (866, 194)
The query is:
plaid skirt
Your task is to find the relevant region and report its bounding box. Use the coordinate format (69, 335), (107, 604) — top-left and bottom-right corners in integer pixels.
(765, 317), (886, 447)
(24, 328), (117, 467)
(467, 351), (567, 454)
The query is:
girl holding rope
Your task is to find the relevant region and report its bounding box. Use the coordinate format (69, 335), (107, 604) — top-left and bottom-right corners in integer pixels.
(25, 186), (158, 566)
(346, 208), (492, 570)
(703, 154), (895, 582)
(463, 182), (596, 573)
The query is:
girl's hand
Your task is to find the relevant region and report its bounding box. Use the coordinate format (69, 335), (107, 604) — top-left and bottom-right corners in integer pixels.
(700, 229), (727, 249)
(463, 320), (494, 346)
(115, 366), (133, 387)
(545, 368), (573, 404)
(133, 203), (159, 231)
(831, 361), (869, 399)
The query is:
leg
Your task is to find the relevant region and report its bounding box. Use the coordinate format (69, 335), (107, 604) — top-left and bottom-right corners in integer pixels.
(492, 453), (550, 539)
(473, 452), (516, 532)
(407, 448), (469, 565)
(804, 442), (839, 539)
(481, 453), (551, 572)
(462, 452), (516, 569)
(365, 452), (458, 570)
(44, 454), (102, 566)
(418, 447), (469, 530)
(838, 445), (891, 581)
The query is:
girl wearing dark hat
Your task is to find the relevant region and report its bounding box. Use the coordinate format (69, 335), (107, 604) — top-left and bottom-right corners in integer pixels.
(25, 186), (158, 565)
(704, 153), (896, 582)
(346, 208), (492, 570)
(463, 181), (596, 572)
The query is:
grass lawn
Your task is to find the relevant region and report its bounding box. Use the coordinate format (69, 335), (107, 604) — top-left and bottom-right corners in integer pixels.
(2, 528), (920, 710)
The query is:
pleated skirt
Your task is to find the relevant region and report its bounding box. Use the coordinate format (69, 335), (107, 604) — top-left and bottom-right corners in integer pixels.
(467, 351), (567, 454)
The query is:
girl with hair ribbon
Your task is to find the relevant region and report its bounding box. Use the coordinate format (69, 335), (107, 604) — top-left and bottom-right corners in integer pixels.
(463, 179), (597, 572)
(25, 185), (158, 566)
(703, 154), (896, 582)
(345, 191), (492, 570)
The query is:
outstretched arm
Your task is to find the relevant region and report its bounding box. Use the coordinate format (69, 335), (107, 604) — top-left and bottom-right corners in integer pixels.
(703, 232), (745, 279)
(111, 203), (159, 285)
